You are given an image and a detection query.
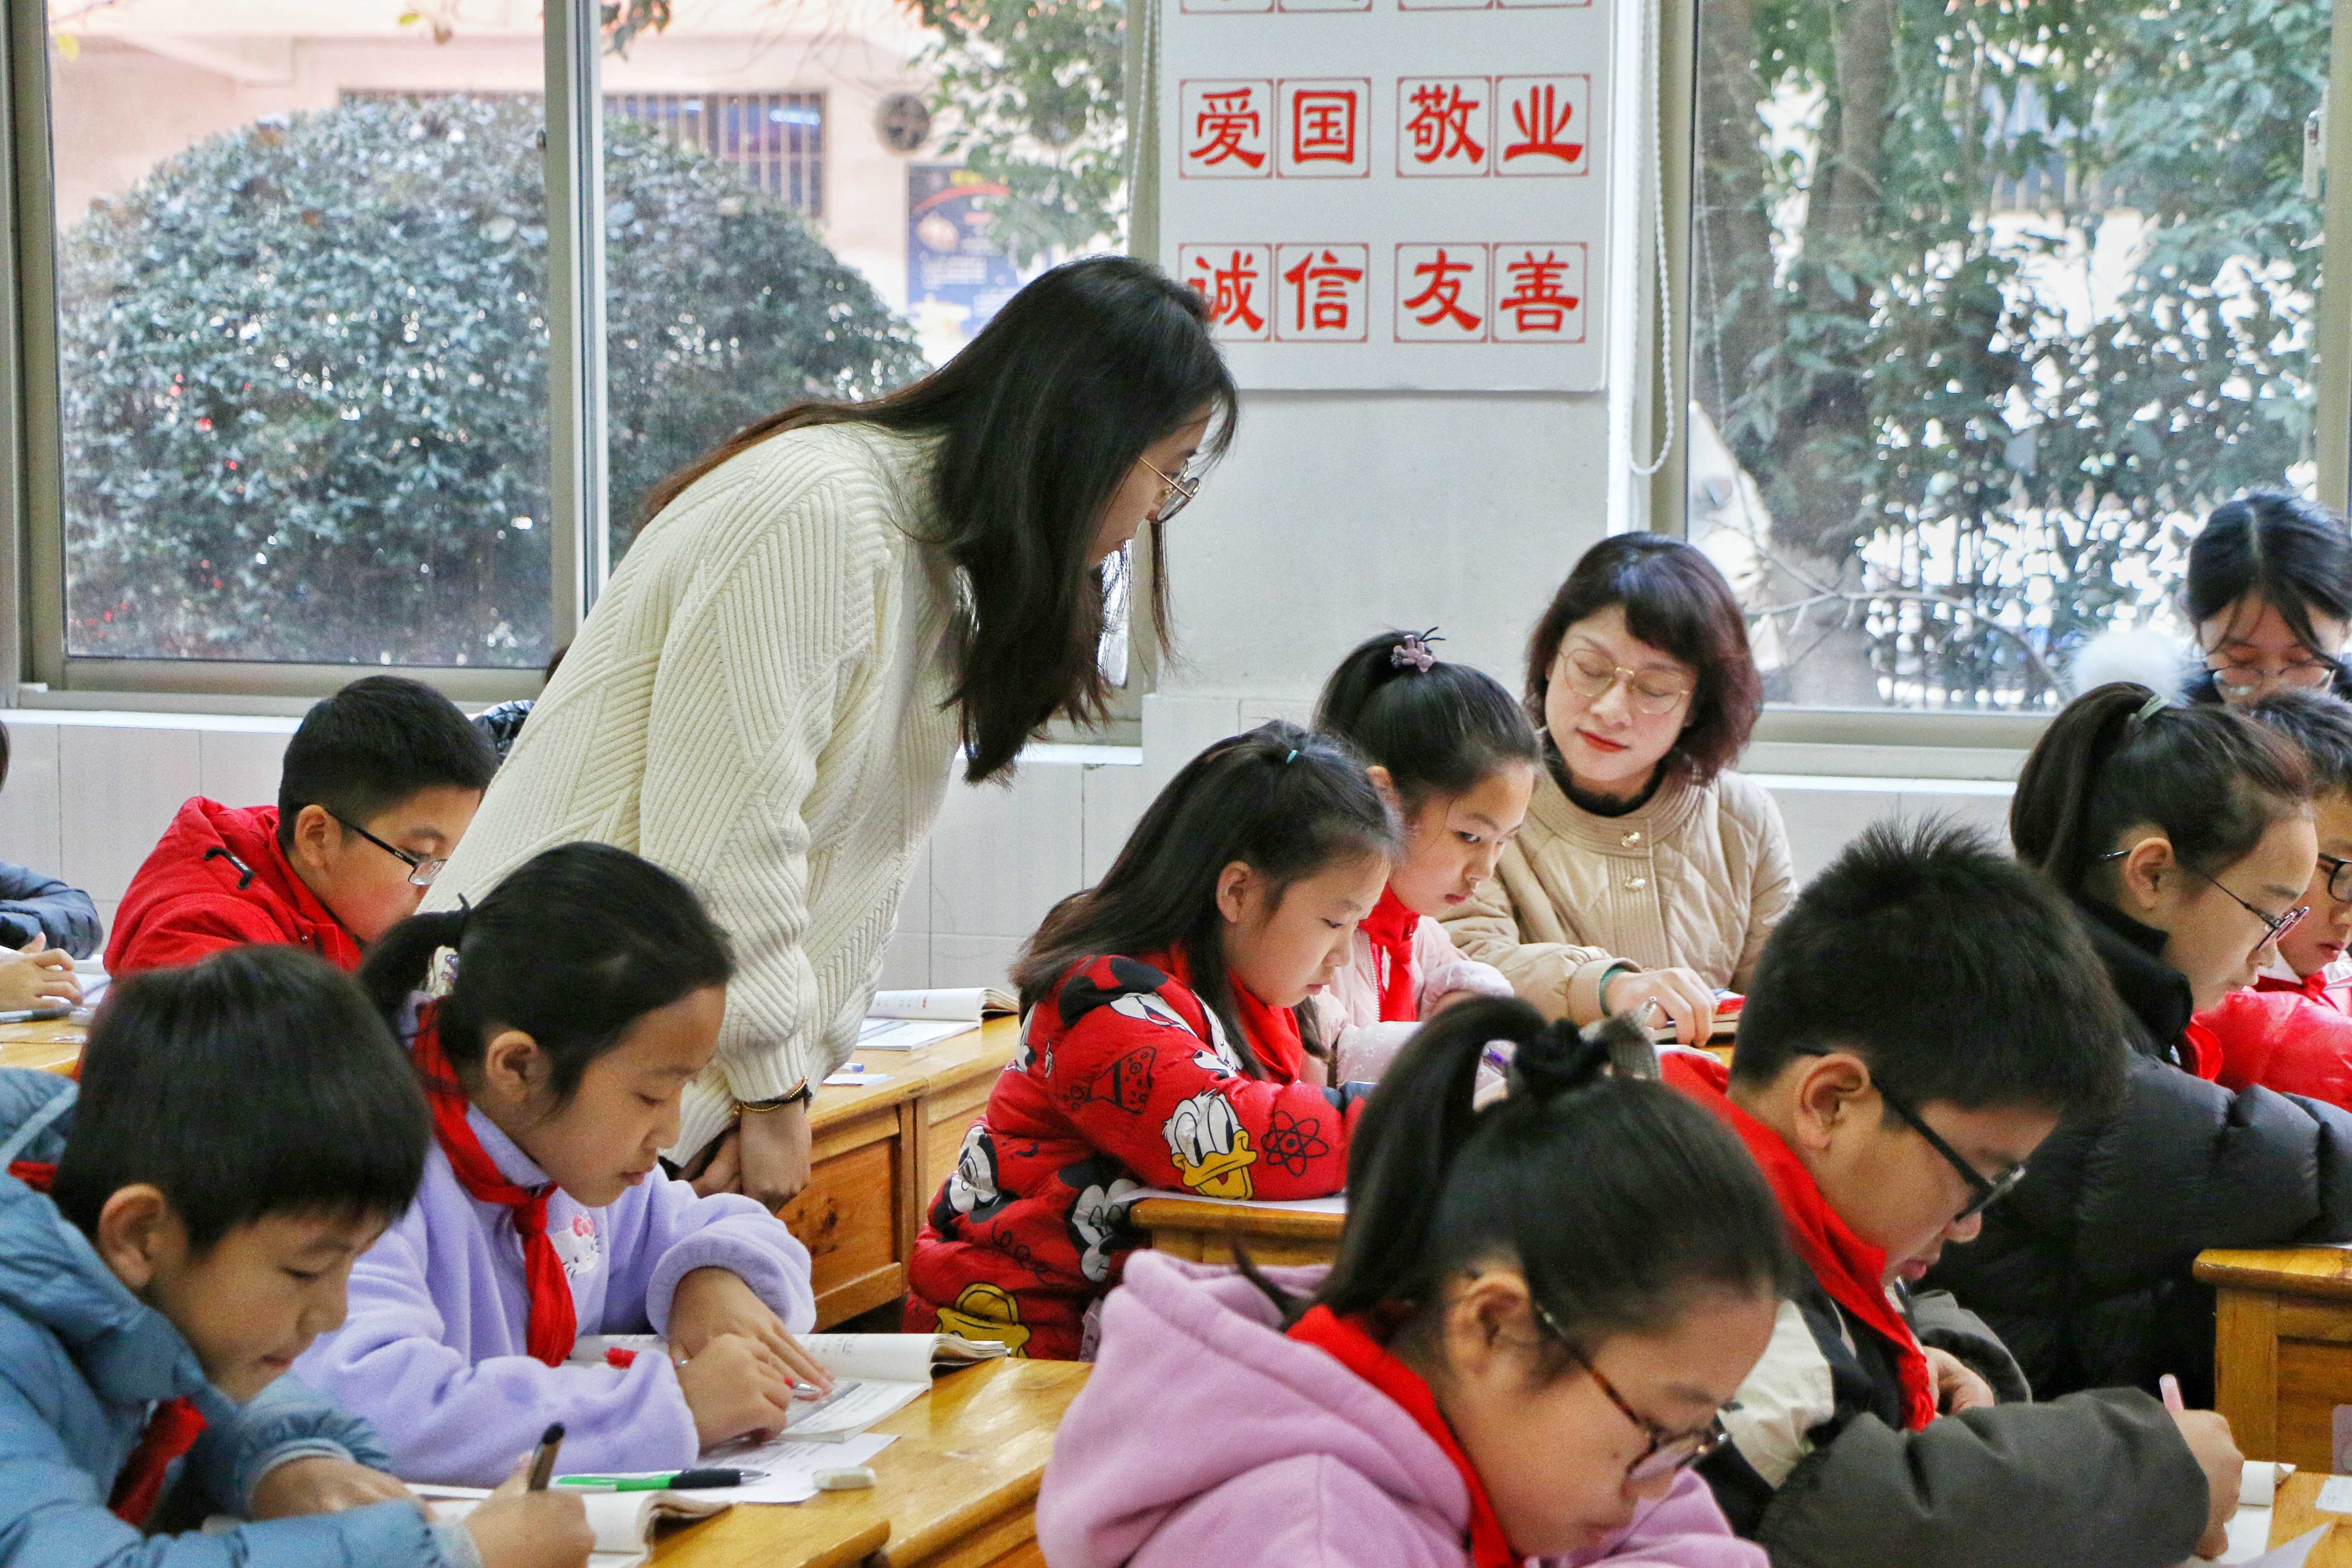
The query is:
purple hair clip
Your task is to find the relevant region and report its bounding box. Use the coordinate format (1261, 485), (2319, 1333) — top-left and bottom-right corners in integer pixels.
(1390, 628), (1444, 674)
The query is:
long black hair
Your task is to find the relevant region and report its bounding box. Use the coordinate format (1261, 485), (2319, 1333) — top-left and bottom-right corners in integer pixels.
(359, 842), (735, 1108)
(638, 256), (1239, 782)
(1314, 630), (1540, 811)
(1253, 996), (1794, 1366)
(1012, 722), (1399, 1077)
(2186, 491), (2352, 674)
(2011, 682), (2313, 899)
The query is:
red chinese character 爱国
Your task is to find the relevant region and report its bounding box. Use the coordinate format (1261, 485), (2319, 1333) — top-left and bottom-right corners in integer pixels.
(1405, 83), (1484, 165)
(1496, 248), (1578, 333)
(1292, 90), (1358, 163)
(1192, 89), (1267, 169)
(1282, 248), (1365, 331)
(1191, 248), (1268, 332)
(1402, 248), (1480, 331)
(1503, 82), (1581, 165)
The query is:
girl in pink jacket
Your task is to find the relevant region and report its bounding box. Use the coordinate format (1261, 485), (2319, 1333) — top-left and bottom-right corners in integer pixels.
(1308, 630), (1537, 1084)
(1039, 995), (1795, 1568)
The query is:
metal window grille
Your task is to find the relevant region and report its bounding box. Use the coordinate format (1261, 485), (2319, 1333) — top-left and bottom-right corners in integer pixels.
(606, 92), (824, 216)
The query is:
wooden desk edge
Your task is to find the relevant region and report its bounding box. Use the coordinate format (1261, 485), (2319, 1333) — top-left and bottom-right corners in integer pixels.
(1130, 1197), (1344, 1240)
(2196, 1246), (2352, 1298)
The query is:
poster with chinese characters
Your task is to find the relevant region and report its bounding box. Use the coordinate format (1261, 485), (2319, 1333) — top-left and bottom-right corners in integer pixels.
(1159, 0), (1610, 390)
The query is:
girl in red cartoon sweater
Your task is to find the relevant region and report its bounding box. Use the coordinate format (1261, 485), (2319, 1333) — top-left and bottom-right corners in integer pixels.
(906, 723), (1400, 1360)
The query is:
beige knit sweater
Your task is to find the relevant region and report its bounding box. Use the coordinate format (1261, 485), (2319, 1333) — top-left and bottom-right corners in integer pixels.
(428, 422), (964, 1159)
(1439, 738), (1795, 1023)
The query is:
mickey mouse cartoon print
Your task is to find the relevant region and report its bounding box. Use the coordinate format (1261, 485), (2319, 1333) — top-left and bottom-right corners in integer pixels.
(904, 951), (1369, 1361)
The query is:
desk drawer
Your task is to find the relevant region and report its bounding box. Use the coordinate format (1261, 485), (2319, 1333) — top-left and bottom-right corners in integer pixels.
(781, 1124), (904, 1327)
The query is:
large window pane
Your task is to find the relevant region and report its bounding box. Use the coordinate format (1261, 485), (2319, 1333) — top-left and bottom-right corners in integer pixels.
(48, 6), (551, 667)
(1687, 0), (2329, 709)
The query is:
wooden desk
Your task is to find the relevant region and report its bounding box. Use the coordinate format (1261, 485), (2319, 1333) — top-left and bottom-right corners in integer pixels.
(2199, 1245), (2352, 1470)
(0, 1018), (83, 1075)
(1131, 1196), (1344, 1268)
(651, 1358), (1088, 1568)
(2269, 1470), (2352, 1562)
(784, 1018), (1018, 1329)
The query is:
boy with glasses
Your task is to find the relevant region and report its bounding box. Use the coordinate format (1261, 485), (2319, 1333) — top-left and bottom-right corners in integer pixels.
(109, 677), (495, 975)
(1663, 820), (2242, 1568)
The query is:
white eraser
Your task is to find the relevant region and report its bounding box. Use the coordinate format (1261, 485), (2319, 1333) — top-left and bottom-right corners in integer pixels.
(814, 1466), (876, 1491)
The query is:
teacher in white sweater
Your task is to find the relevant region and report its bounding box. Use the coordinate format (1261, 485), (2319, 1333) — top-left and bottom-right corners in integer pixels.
(426, 257), (1238, 1208)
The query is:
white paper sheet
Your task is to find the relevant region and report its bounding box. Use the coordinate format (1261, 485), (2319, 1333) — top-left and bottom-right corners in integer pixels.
(856, 1018), (977, 1050)
(689, 1431), (898, 1503)
(2315, 1475), (2352, 1513)
(2233, 1526), (2331, 1568)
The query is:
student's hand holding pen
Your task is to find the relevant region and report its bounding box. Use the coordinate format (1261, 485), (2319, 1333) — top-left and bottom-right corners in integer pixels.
(2162, 1375), (2244, 1560)
(464, 1455), (594, 1568)
(0, 937), (79, 1012)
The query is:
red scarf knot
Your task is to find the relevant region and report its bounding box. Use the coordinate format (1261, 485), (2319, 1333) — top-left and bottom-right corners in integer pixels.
(1361, 887), (1423, 1025)
(411, 1001), (578, 1366)
(109, 1396), (207, 1527)
(1153, 947), (1307, 1084)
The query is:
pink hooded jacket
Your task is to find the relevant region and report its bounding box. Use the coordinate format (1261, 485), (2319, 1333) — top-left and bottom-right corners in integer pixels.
(1038, 1253), (1765, 1568)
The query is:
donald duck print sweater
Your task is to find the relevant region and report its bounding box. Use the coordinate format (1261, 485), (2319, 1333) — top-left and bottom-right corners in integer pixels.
(905, 954), (1365, 1361)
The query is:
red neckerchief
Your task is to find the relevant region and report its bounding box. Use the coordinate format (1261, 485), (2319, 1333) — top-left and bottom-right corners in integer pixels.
(1289, 1305), (1521, 1568)
(108, 1396), (207, 1527)
(411, 1001), (577, 1366)
(1152, 947), (1307, 1083)
(1361, 888), (1422, 1024)
(7, 1161), (52, 1191)
(1662, 1053), (1937, 1432)
(2178, 1018), (2224, 1082)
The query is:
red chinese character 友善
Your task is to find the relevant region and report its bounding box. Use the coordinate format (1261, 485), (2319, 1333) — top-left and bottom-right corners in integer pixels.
(1503, 82), (1581, 165)
(1282, 248), (1365, 331)
(1405, 83), (1484, 165)
(1292, 90), (1358, 163)
(1496, 248), (1578, 333)
(1192, 88), (1267, 169)
(1402, 248), (1480, 331)
(1190, 248), (1268, 332)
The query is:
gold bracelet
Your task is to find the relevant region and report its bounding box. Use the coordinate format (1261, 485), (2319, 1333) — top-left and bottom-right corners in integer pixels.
(735, 1084), (812, 1115)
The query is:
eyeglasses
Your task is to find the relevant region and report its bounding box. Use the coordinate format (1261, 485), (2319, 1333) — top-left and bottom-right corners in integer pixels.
(1553, 647), (1695, 717)
(328, 811), (445, 888)
(2093, 848), (2307, 955)
(1526, 1295), (1731, 1482)
(2205, 650), (2341, 697)
(2320, 853), (2352, 904)
(1139, 456), (1201, 524)
(1877, 1082), (2027, 1222)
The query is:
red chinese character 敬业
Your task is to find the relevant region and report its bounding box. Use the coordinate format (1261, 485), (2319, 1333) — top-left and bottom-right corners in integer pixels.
(1282, 248), (1366, 331)
(1496, 248), (1578, 333)
(1292, 90), (1358, 163)
(1502, 82), (1581, 166)
(1402, 248), (1481, 331)
(1192, 88), (1267, 169)
(1405, 83), (1484, 165)
(1190, 248), (1268, 332)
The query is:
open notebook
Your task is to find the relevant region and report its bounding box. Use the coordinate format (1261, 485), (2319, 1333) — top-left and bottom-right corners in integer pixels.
(573, 1330), (1009, 1441)
(416, 1487), (727, 1568)
(858, 987), (1018, 1051)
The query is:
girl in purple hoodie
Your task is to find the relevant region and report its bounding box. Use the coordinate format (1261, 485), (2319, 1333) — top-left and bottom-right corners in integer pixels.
(1039, 995), (1796, 1568)
(295, 842), (824, 1486)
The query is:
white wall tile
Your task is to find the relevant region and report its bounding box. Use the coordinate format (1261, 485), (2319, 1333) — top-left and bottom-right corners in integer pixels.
(1080, 761), (1155, 886)
(878, 927), (931, 989)
(60, 727), (202, 903)
(199, 728), (291, 811)
(1762, 781), (1905, 886)
(931, 932), (1026, 990)
(1895, 785), (2015, 854)
(0, 722), (63, 879)
(1139, 694), (1243, 796)
(930, 763), (1084, 939)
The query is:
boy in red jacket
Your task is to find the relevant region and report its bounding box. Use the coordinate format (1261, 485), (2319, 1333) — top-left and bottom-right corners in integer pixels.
(106, 677), (496, 976)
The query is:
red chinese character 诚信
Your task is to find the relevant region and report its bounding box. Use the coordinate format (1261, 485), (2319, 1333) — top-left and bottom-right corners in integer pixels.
(1282, 248), (1365, 331)
(1292, 90), (1358, 163)
(1496, 248), (1578, 333)
(1405, 83), (1484, 165)
(1192, 88), (1267, 169)
(1189, 248), (1268, 332)
(1402, 248), (1481, 331)
(1502, 82), (1582, 166)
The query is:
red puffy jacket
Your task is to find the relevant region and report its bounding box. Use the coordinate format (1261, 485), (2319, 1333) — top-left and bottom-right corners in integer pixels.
(105, 799), (362, 976)
(2193, 987), (2352, 1109)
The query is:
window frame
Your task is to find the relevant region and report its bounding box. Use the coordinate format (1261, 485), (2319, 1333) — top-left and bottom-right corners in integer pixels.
(1646, 0), (2352, 756)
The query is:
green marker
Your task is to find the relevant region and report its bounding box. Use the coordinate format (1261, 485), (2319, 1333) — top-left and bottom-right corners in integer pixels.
(554, 1468), (763, 1491)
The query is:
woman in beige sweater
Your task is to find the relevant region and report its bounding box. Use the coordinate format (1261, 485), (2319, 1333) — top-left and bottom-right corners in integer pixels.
(1442, 534), (1792, 1043)
(427, 258), (1237, 1209)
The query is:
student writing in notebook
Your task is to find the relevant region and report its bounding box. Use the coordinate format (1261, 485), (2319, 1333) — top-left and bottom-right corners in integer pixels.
(904, 723), (1397, 1360)
(0, 945), (589, 1568)
(297, 843), (823, 1487)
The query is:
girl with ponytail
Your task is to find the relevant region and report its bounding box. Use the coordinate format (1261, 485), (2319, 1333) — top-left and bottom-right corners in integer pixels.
(1309, 629), (1538, 1082)
(296, 841), (825, 1487)
(1038, 995), (1792, 1568)
(905, 721), (1400, 1360)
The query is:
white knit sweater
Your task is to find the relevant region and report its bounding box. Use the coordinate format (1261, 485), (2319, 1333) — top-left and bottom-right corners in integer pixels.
(428, 422), (965, 1159)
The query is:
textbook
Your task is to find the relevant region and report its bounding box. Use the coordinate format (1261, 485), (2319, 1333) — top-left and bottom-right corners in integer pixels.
(869, 986), (1016, 1021)
(416, 1485), (729, 1567)
(573, 1330), (1010, 1442)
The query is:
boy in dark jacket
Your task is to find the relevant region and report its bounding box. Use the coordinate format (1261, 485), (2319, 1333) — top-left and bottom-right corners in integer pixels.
(1668, 820), (2240, 1568)
(106, 677), (495, 977)
(0, 944), (588, 1566)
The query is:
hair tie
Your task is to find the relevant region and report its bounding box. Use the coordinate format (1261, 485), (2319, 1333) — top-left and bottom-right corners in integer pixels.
(1390, 628), (1444, 674)
(1284, 748), (1299, 765)
(1507, 1019), (1611, 1104)
(2128, 690), (2169, 731)
(424, 896), (472, 999)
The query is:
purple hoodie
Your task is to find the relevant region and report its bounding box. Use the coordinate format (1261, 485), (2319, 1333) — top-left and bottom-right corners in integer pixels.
(294, 1102), (815, 1486)
(1040, 1253), (1764, 1568)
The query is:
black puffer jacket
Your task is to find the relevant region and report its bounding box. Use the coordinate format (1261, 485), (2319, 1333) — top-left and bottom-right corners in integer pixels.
(1925, 897), (2352, 1403)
